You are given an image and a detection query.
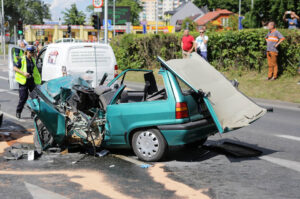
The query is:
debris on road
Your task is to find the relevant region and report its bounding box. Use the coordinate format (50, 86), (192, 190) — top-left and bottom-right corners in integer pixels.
(109, 164), (115, 168)
(96, 149), (109, 157)
(140, 164), (152, 169)
(3, 143), (36, 160)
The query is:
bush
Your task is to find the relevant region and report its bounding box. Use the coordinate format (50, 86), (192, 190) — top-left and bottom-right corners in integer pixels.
(111, 29), (300, 76)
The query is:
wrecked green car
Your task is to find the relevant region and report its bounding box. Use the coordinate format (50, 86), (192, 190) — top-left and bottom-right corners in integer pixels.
(27, 54), (266, 161)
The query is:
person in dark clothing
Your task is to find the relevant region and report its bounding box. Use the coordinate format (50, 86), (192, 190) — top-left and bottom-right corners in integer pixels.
(13, 45), (41, 119)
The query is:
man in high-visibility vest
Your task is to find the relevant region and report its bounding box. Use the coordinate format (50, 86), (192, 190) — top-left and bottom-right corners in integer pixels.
(13, 45), (41, 119)
(13, 41), (25, 65)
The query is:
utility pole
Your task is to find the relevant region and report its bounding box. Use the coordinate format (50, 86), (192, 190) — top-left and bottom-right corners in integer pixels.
(113, 0), (116, 37)
(1, 0), (5, 61)
(238, 0), (241, 30)
(104, 0), (108, 43)
(14, 25), (17, 45)
(155, 0), (158, 34)
(251, 0), (254, 9)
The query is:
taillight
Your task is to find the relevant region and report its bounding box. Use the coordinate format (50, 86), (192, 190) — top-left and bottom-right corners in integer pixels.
(114, 65), (118, 78)
(175, 102), (189, 119)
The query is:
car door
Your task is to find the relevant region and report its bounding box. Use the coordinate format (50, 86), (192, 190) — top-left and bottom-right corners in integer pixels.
(36, 46), (47, 74)
(8, 44), (24, 90)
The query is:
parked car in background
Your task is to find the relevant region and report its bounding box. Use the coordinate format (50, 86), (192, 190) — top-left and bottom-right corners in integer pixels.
(8, 42), (118, 89)
(0, 105), (3, 127)
(27, 53), (266, 161)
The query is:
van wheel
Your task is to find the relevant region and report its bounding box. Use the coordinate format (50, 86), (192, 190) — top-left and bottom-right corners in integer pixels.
(34, 122), (54, 154)
(132, 129), (167, 162)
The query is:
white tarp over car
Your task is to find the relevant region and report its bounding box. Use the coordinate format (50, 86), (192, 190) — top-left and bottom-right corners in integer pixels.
(165, 53), (266, 130)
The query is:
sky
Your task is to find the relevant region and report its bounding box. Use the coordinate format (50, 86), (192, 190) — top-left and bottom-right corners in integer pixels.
(42, 0), (92, 21)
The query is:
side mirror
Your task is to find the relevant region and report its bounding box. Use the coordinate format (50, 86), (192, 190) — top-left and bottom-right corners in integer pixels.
(99, 73), (108, 86)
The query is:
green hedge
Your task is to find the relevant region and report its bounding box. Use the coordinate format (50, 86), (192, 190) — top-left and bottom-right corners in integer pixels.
(110, 29), (300, 76)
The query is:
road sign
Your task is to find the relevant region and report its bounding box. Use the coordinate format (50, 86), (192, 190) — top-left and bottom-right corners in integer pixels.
(93, 0), (103, 8)
(103, 19), (113, 31)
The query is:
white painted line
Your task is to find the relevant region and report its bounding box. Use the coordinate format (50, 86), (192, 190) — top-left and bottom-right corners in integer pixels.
(0, 88), (18, 96)
(275, 135), (300, 142)
(0, 75), (8, 80)
(260, 156), (300, 173)
(25, 182), (69, 199)
(112, 154), (151, 167)
(2, 111), (26, 122)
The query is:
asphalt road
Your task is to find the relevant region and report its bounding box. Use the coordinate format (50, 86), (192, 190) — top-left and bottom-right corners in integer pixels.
(0, 58), (300, 199)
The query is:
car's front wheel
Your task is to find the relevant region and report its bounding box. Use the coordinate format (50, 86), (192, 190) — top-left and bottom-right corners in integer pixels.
(132, 129), (167, 162)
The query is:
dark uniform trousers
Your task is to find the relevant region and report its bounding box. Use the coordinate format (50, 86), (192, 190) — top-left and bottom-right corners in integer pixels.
(16, 78), (36, 113)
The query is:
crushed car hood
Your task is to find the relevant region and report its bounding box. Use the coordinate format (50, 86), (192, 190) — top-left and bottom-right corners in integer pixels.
(160, 53), (266, 131)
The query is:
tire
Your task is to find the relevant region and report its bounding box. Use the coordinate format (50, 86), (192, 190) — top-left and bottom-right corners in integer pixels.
(132, 129), (167, 162)
(34, 122), (54, 154)
(185, 137), (208, 149)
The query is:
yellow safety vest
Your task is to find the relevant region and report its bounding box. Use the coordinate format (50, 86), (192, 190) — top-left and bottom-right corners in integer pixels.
(13, 49), (24, 64)
(15, 56), (41, 85)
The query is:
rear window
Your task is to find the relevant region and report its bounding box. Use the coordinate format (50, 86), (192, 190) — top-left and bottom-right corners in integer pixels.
(176, 77), (193, 95)
(69, 46), (112, 67)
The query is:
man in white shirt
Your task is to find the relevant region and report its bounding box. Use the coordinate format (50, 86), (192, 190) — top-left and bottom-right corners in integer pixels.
(194, 28), (208, 61)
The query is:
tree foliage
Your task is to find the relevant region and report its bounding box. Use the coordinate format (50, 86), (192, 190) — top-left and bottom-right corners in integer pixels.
(181, 18), (197, 31)
(193, 0), (300, 28)
(4, 0), (51, 31)
(62, 4), (86, 25)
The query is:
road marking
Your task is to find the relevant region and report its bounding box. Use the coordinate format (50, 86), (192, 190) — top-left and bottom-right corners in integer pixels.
(0, 75), (8, 80)
(25, 182), (69, 199)
(275, 135), (300, 142)
(112, 154), (151, 167)
(2, 111), (26, 122)
(260, 156), (300, 173)
(0, 88), (18, 96)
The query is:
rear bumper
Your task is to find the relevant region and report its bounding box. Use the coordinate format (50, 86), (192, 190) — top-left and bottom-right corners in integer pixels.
(158, 119), (217, 146)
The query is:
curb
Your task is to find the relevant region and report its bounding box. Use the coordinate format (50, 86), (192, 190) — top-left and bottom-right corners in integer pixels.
(252, 98), (300, 112)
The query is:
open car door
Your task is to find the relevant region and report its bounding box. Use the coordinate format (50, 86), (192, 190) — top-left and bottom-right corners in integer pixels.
(8, 44), (24, 90)
(158, 53), (266, 133)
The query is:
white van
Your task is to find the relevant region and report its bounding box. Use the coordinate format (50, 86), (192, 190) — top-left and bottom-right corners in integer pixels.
(8, 42), (118, 89)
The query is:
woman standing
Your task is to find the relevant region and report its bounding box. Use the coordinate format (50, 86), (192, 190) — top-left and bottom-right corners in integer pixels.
(195, 28), (208, 61)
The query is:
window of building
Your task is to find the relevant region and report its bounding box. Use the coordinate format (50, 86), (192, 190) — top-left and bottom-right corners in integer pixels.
(221, 17), (229, 27)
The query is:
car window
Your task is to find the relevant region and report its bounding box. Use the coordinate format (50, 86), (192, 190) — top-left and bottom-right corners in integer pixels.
(113, 70), (167, 103)
(176, 77), (193, 95)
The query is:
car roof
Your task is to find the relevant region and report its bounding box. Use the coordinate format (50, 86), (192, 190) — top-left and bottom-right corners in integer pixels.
(47, 42), (111, 48)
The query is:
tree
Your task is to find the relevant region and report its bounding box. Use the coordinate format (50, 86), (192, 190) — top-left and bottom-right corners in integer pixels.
(62, 4), (86, 25)
(4, 0), (51, 32)
(181, 17), (197, 31)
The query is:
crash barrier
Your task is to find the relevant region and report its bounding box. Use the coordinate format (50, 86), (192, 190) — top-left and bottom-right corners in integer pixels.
(111, 29), (300, 76)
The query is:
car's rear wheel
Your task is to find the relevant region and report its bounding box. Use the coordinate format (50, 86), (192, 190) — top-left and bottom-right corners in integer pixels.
(132, 129), (167, 162)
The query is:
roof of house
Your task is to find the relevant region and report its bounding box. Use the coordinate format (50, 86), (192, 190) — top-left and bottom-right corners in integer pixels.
(176, 14), (202, 25)
(195, 9), (233, 26)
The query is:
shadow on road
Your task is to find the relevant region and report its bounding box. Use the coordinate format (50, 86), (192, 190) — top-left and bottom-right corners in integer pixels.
(164, 139), (277, 163)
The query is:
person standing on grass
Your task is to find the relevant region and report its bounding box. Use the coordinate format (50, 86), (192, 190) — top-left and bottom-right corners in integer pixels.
(181, 29), (194, 59)
(195, 28), (208, 61)
(265, 22), (285, 80)
(283, 11), (299, 29)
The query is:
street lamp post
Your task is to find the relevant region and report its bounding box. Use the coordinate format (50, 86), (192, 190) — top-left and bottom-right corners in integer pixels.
(104, 0), (108, 43)
(113, 0), (116, 37)
(155, 0), (158, 34)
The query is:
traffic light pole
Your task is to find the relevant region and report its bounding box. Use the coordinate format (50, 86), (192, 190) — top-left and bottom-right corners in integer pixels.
(97, 12), (100, 43)
(1, 0), (5, 61)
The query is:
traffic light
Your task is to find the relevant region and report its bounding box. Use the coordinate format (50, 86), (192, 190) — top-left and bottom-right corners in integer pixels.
(17, 19), (23, 35)
(67, 24), (71, 34)
(92, 15), (101, 30)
